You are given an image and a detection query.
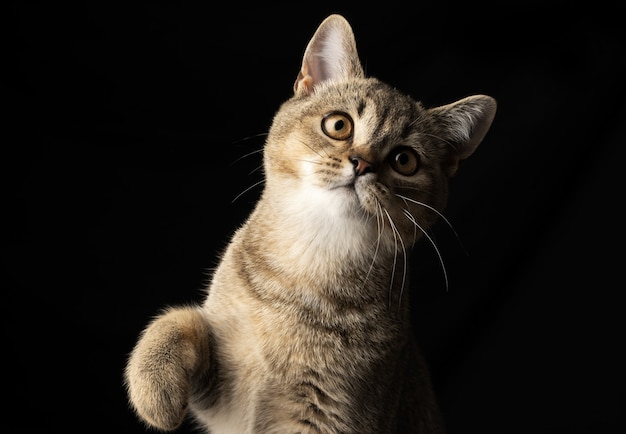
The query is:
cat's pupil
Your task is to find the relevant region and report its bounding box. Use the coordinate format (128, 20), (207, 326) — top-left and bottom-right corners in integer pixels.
(396, 153), (409, 165)
(321, 111), (353, 140)
(389, 147), (419, 175)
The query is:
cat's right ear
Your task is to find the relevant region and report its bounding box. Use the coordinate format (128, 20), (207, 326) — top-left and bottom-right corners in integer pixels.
(294, 14), (365, 96)
(432, 94), (497, 177)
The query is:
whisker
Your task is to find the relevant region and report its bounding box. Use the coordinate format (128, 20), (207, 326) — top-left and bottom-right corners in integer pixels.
(231, 179), (265, 203)
(364, 205), (384, 291)
(395, 194), (452, 229)
(229, 134), (266, 171)
(228, 146), (265, 194)
(229, 148), (264, 166)
(231, 132), (268, 145)
(248, 164), (264, 176)
(294, 137), (329, 159)
(382, 206), (408, 311)
(227, 146), (265, 176)
(396, 194), (466, 255)
(295, 158), (325, 167)
(402, 209), (449, 292)
(377, 203), (396, 309)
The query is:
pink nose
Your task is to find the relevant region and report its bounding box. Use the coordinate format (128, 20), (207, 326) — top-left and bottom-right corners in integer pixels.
(350, 156), (374, 176)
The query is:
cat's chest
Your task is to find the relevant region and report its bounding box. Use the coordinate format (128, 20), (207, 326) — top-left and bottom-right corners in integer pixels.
(255, 292), (402, 371)
(237, 308), (399, 431)
(205, 222), (406, 432)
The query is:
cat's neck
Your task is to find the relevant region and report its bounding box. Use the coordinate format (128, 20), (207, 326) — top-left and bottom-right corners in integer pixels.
(231, 202), (412, 322)
(253, 185), (391, 268)
(230, 182), (413, 309)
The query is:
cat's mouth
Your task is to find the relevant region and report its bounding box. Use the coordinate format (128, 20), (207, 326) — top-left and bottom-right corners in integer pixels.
(333, 179), (361, 195)
(333, 172), (375, 190)
(331, 174), (383, 215)
(335, 181), (356, 191)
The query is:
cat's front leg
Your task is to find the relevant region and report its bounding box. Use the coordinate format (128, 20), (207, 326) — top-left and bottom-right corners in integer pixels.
(125, 306), (212, 431)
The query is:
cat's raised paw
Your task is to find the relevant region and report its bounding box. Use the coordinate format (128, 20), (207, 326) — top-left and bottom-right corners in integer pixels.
(124, 307), (211, 430)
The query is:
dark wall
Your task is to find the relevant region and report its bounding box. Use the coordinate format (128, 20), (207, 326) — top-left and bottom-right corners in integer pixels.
(5, 2), (624, 432)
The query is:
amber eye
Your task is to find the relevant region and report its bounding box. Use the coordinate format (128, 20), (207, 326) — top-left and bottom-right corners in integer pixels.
(321, 111), (353, 140)
(388, 146), (420, 176)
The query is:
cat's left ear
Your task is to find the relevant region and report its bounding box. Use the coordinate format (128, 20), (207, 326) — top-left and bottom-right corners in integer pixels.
(294, 14), (365, 96)
(432, 95), (497, 176)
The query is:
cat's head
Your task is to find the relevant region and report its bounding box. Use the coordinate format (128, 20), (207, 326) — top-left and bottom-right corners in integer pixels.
(262, 15), (496, 252)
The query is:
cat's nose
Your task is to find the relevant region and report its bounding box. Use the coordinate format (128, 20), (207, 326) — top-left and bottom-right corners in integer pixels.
(350, 156), (374, 176)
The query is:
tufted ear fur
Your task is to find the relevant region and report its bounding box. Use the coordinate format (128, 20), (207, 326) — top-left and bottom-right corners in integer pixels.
(294, 14), (365, 96)
(431, 94), (497, 176)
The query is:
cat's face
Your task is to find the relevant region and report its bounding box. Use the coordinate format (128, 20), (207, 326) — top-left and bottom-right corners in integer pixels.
(257, 14), (495, 257)
(264, 77), (450, 249)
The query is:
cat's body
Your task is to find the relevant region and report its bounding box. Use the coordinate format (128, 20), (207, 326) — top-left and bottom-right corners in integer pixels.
(125, 15), (496, 433)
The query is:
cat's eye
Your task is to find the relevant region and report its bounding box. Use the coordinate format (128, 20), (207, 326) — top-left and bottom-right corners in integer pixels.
(388, 147), (420, 176)
(321, 111), (353, 141)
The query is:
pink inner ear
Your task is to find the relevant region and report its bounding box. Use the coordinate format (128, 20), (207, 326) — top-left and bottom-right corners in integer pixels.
(296, 41), (335, 95)
(299, 74), (314, 94)
(294, 61), (313, 95)
(294, 70), (314, 95)
(293, 15), (365, 97)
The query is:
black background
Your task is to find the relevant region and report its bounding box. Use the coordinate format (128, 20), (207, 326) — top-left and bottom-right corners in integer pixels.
(5, 1), (625, 433)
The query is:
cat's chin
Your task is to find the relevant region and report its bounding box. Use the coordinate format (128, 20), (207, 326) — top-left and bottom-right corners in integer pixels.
(326, 179), (386, 218)
(319, 186), (360, 216)
(353, 175), (389, 215)
(284, 182), (368, 226)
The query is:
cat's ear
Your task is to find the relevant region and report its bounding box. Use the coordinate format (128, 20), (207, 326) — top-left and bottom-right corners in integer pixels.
(431, 95), (497, 177)
(294, 14), (365, 96)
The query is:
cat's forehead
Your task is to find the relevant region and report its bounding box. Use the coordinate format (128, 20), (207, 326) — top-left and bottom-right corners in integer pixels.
(314, 79), (424, 141)
(317, 79), (418, 115)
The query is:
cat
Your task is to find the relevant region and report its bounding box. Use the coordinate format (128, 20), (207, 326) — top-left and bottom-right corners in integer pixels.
(125, 14), (496, 434)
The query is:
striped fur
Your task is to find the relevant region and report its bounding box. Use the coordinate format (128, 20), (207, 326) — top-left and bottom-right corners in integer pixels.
(125, 14), (496, 433)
